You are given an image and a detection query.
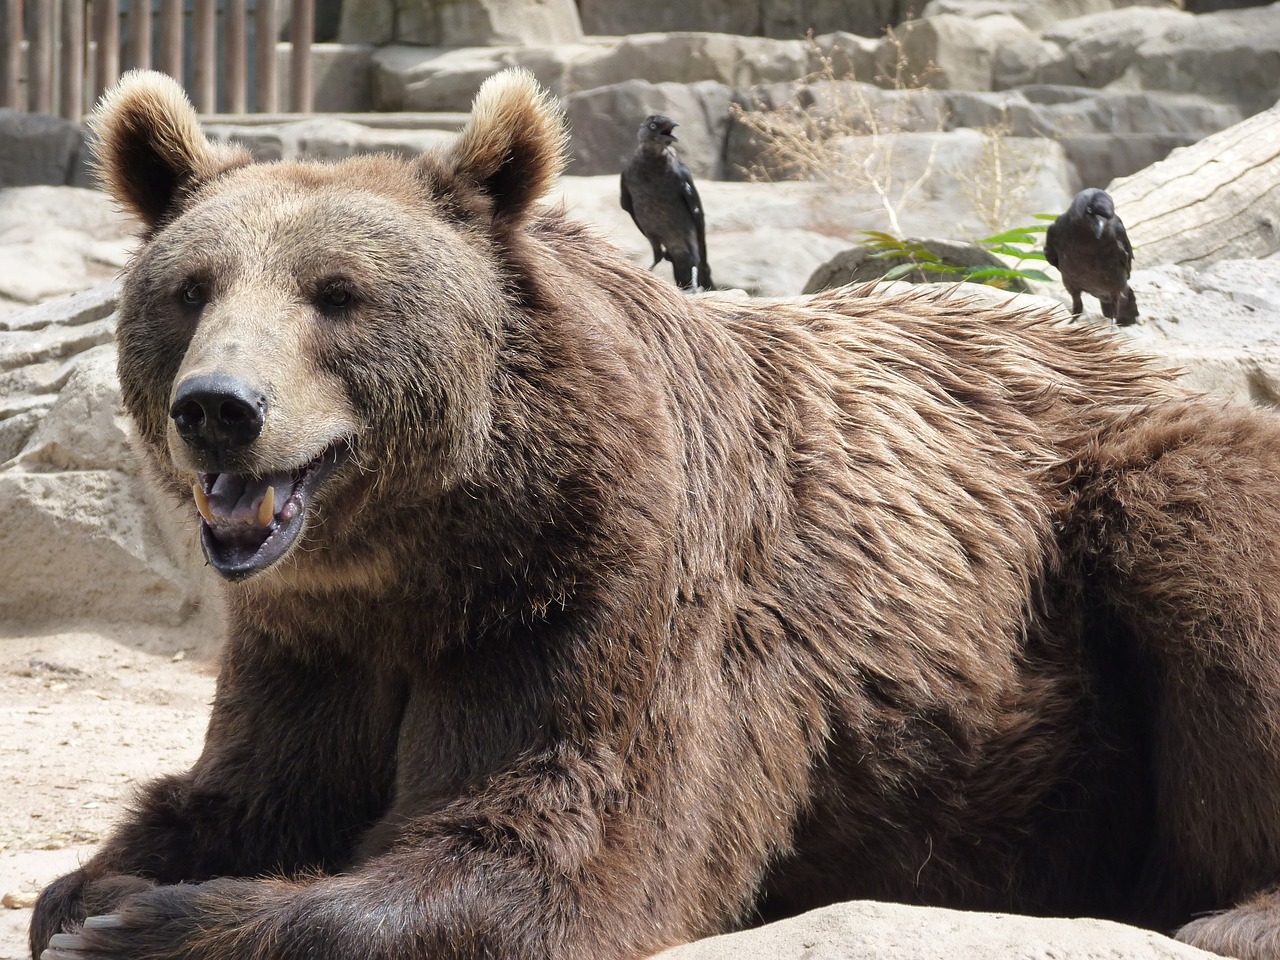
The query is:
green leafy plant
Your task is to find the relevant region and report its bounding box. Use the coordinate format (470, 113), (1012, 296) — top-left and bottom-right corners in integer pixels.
(864, 222), (1051, 290)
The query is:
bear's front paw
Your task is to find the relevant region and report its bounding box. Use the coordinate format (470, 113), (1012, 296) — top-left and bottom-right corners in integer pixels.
(39, 879), (257, 960)
(30, 871), (155, 960)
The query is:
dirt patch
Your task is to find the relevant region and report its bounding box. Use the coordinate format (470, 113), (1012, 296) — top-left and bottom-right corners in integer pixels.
(0, 625), (214, 960)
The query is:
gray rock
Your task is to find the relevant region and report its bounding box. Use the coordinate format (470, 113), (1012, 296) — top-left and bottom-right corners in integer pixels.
(882, 14), (1037, 91)
(0, 110), (90, 188)
(0, 285), (218, 632)
(0, 187), (138, 315)
(802, 237), (1030, 294)
(1109, 100), (1280, 269)
(565, 80), (732, 179)
(568, 33), (815, 93)
(372, 43), (596, 111)
(811, 32), (883, 83)
(205, 116), (458, 164)
(1122, 4), (1280, 116)
(1119, 259), (1280, 408)
(575, 0), (917, 40)
(1062, 132), (1201, 196)
(337, 0), (396, 43)
(1032, 7), (1192, 88)
(276, 43), (376, 114)
(922, 0), (1167, 31)
(340, 0), (582, 45)
(372, 34), (816, 113)
(653, 900), (1218, 960)
(991, 3), (1280, 117)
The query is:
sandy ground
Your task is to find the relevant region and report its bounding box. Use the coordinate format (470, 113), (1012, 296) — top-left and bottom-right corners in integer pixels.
(0, 625), (214, 960)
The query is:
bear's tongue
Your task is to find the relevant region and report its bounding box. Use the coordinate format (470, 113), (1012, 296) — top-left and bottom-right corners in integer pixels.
(195, 472), (299, 528)
(189, 444), (349, 581)
(192, 471), (302, 576)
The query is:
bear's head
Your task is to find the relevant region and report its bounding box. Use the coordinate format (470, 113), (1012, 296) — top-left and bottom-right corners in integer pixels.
(91, 69), (570, 586)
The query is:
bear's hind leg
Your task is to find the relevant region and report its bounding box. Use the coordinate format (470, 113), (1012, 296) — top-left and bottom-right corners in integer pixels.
(1066, 401), (1280, 953)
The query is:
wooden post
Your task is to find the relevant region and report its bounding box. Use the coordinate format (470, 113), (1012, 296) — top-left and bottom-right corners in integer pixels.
(288, 0), (310, 113)
(29, 0), (53, 114)
(157, 0), (180, 81)
(60, 0), (84, 119)
(192, 0), (213, 111)
(224, 0), (245, 113)
(1, 0), (23, 110)
(129, 0), (151, 70)
(254, 0), (277, 112)
(93, 0), (120, 102)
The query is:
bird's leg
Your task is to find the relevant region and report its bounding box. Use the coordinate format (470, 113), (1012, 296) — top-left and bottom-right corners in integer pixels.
(1069, 289), (1084, 318)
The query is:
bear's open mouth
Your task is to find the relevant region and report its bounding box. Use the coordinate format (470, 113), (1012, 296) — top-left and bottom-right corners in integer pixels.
(191, 442), (351, 581)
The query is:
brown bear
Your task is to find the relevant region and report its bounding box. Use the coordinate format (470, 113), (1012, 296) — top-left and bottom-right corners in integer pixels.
(29, 67), (1280, 960)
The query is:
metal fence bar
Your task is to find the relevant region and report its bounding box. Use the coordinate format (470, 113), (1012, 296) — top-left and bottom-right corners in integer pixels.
(60, 0), (84, 118)
(92, 0), (119, 103)
(157, 0), (180, 81)
(253, 0), (276, 112)
(223, 0), (245, 113)
(128, 0), (151, 70)
(28, 0), (53, 114)
(289, 0), (309, 113)
(1, 0), (23, 109)
(192, 0), (214, 111)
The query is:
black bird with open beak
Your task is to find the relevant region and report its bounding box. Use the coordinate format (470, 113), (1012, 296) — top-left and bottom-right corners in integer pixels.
(620, 114), (714, 292)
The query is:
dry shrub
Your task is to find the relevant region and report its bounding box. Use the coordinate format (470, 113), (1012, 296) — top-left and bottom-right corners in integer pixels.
(730, 29), (941, 236)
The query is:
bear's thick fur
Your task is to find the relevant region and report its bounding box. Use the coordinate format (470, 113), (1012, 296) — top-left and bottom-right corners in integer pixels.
(30, 69), (1280, 960)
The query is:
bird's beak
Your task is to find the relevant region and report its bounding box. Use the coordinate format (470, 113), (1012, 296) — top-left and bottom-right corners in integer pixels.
(1091, 215), (1105, 240)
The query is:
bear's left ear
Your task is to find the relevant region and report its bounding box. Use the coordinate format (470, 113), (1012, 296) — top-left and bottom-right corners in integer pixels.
(89, 69), (252, 231)
(427, 68), (567, 224)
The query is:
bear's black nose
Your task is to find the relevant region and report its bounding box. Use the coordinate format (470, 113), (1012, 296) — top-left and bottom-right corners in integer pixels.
(171, 373), (268, 452)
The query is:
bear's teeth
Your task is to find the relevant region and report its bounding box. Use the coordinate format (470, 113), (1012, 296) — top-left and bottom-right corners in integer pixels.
(192, 483), (213, 523)
(257, 487), (275, 527)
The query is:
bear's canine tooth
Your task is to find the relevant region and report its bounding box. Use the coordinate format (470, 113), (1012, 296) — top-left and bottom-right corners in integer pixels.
(192, 483), (213, 523)
(257, 486), (275, 527)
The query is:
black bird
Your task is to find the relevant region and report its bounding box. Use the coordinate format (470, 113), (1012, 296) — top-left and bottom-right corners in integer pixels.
(1045, 187), (1138, 327)
(620, 115), (714, 292)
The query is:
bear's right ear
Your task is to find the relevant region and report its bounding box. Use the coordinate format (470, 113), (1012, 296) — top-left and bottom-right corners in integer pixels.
(89, 70), (252, 231)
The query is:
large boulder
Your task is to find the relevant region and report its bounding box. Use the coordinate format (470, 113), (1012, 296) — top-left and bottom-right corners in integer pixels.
(1121, 4), (1280, 116)
(0, 187), (137, 315)
(371, 35), (816, 113)
(802, 238), (1032, 294)
(655, 900), (1217, 960)
(564, 80), (732, 178)
(0, 111), (93, 189)
(884, 14), (1039, 91)
(1109, 100), (1280, 269)
(575, 0), (917, 40)
(1119, 259), (1280, 407)
(922, 0), (1168, 30)
(338, 0), (582, 46)
(204, 116), (458, 164)
(993, 4), (1280, 116)
(0, 285), (218, 633)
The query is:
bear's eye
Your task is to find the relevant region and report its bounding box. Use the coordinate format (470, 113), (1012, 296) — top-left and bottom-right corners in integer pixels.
(179, 279), (209, 307)
(317, 279), (355, 311)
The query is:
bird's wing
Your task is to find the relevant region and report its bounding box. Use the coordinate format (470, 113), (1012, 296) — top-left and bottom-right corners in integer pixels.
(1114, 217), (1134, 270)
(677, 161), (710, 266)
(1044, 220), (1060, 268)
(620, 171), (635, 217)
